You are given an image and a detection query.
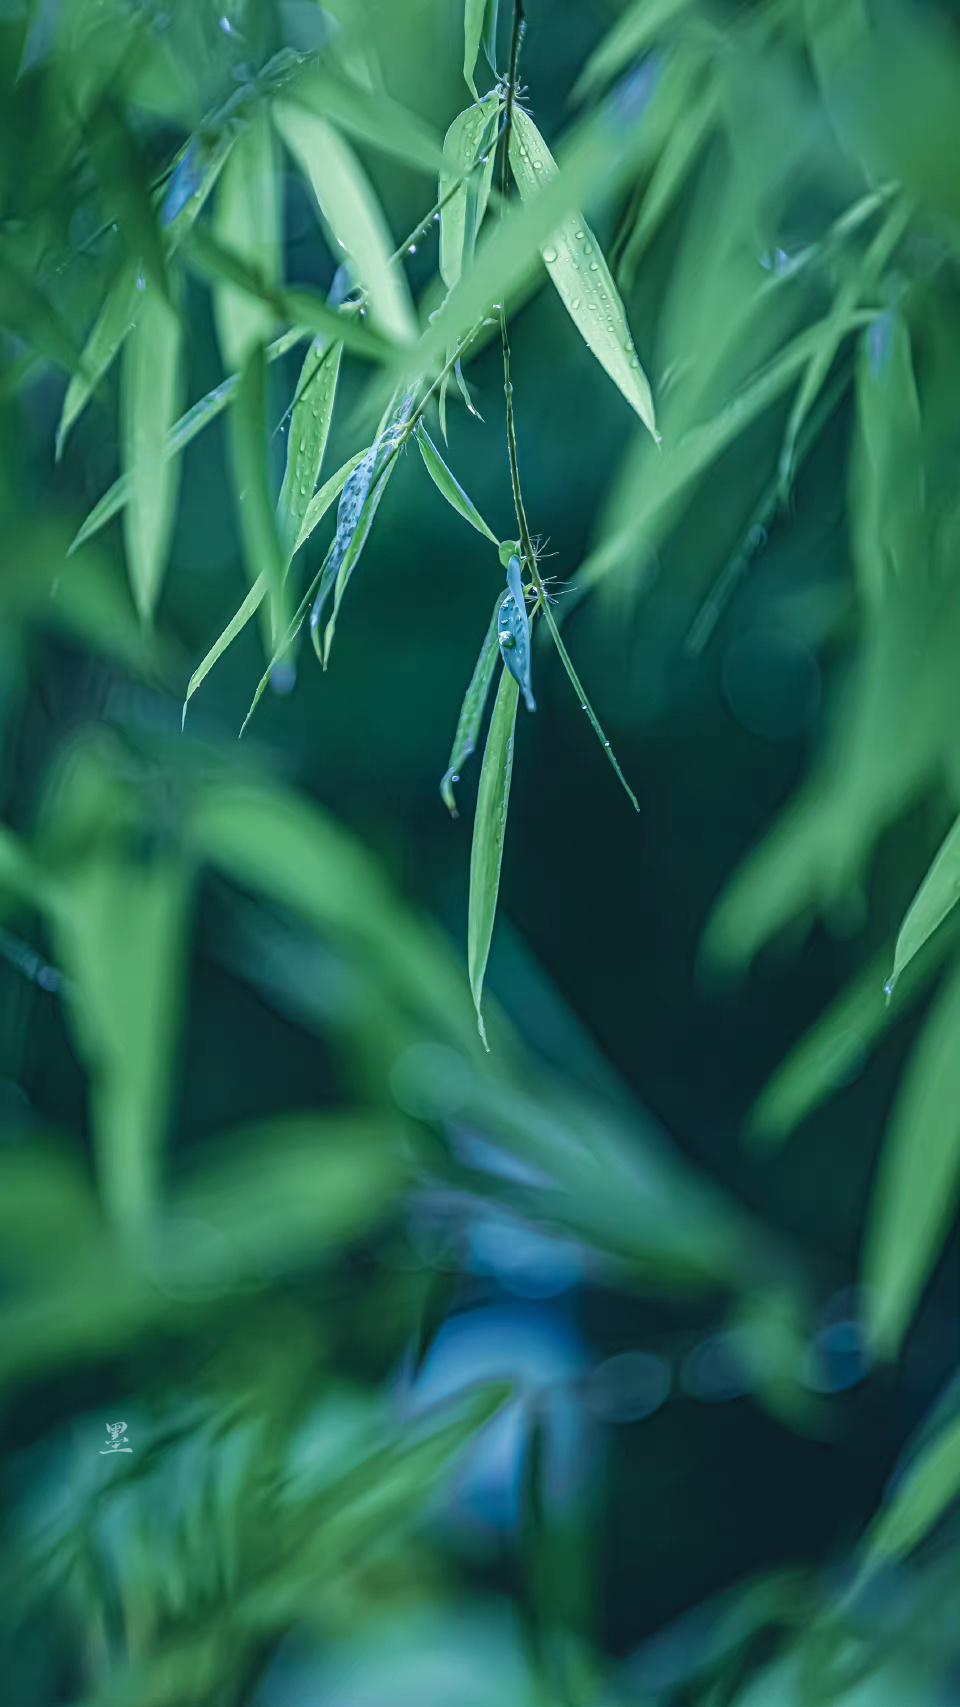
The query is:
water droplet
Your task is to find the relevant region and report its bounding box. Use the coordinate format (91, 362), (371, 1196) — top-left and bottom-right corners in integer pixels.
(533, 160), (543, 171)
(575, 229), (585, 240)
(433, 211), (441, 223)
(543, 246), (558, 263)
(571, 297), (581, 309)
(589, 261), (599, 271)
(884, 977), (895, 1000)
(135, 270), (146, 291)
(408, 243), (417, 255)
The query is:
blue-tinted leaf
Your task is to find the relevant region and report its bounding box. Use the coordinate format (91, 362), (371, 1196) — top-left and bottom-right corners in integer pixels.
(497, 555), (535, 712)
(441, 596), (501, 816)
(468, 664), (520, 1047)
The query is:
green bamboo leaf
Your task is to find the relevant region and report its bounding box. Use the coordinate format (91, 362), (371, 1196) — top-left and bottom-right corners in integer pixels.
(414, 423), (498, 543)
(541, 599), (638, 810)
(212, 110), (281, 372)
(889, 816), (960, 992)
(463, 0), (487, 97)
(440, 93), (501, 290)
(277, 338), (343, 561)
(850, 311), (925, 610)
(618, 84), (717, 291)
(750, 920), (958, 1145)
(120, 284), (183, 621)
(498, 555), (535, 712)
(87, 99), (170, 302)
(318, 441), (402, 666)
(69, 329), (307, 554)
(573, 0), (697, 99)
(861, 956), (960, 1357)
(509, 107), (657, 438)
(182, 451), (362, 723)
(56, 260), (140, 460)
(856, 1408), (960, 1585)
(230, 342), (288, 649)
(274, 102), (417, 345)
(441, 596), (502, 816)
(468, 664), (520, 1047)
(0, 255), (85, 378)
(283, 62), (444, 174)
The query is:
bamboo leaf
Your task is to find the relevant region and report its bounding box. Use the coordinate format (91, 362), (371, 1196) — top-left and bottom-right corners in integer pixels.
(441, 596), (502, 816)
(861, 956), (960, 1357)
(230, 343), (288, 650)
(318, 441), (403, 666)
(87, 99), (170, 302)
(857, 1408), (960, 1584)
(574, 0), (697, 99)
(542, 600), (639, 810)
(283, 62), (444, 173)
(69, 329), (307, 554)
(850, 311), (925, 610)
(120, 284), (183, 622)
(440, 94), (501, 290)
(182, 451), (362, 722)
(468, 664), (519, 1047)
(890, 815), (960, 991)
(0, 255), (85, 378)
(498, 555), (535, 712)
(414, 423), (498, 543)
(277, 338), (343, 562)
(274, 103), (417, 345)
(212, 111), (281, 373)
(56, 260), (140, 460)
(508, 106), (657, 438)
(463, 0), (486, 98)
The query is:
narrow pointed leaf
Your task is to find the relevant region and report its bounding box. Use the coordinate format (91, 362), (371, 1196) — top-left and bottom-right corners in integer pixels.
(509, 106), (656, 438)
(415, 423), (498, 542)
(0, 256), (85, 378)
(857, 1409), (960, 1584)
(468, 665), (520, 1047)
(212, 111), (281, 372)
(319, 444), (402, 666)
(441, 596), (502, 815)
(463, 0), (486, 97)
(850, 311), (925, 610)
(284, 63), (444, 173)
(121, 285), (183, 621)
(542, 599), (639, 809)
(230, 343), (288, 648)
(861, 956), (960, 1357)
(56, 260), (140, 459)
(274, 103), (416, 345)
(87, 100), (170, 302)
(574, 0), (696, 99)
(440, 94), (500, 290)
(890, 815), (960, 991)
(277, 338), (343, 561)
(498, 555), (535, 712)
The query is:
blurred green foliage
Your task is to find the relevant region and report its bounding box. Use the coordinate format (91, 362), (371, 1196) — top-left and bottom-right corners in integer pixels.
(1, 0), (959, 1703)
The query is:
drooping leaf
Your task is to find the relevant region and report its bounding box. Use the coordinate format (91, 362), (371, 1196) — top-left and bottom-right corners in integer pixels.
(850, 311), (925, 611)
(856, 1405), (960, 1584)
(889, 815), (960, 991)
(541, 599), (639, 809)
(463, 0), (487, 98)
(441, 595), (502, 816)
(283, 62), (444, 173)
(508, 107), (656, 437)
(56, 260), (140, 460)
(212, 110), (281, 373)
(276, 338), (343, 561)
(414, 423), (498, 542)
(316, 441), (402, 667)
(69, 329), (307, 553)
(182, 451), (362, 722)
(617, 84), (717, 290)
(120, 283), (183, 622)
(230, 342), (288, 649)
(440, 93), (501, 290)
(274, 103), (417, 345)
(573, 0), (697, 99)
(87, 99), (170, 302)
(468, 664), (520, 1047)
(498, 555), (535, 712)
(861, 956), (960, 1357)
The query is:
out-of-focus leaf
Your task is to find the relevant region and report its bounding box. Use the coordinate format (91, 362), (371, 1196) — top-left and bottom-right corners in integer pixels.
(509, 107), (657, 438)
(468, 664), (519, 1047)
(0, 254), (85, 378)
(750, 921), (959, 1145)
(498, 554), (535, 712)
(857, 1406), (960, 1584)
(861, 956), (960, 1357)
(850, 312), (925, 611)
(441, 595), (502, 816)
(890, 816), (960, 991)
(56, 260), (139, 460)
(120, 283), (183, 622)
(440, 93), (500, 290)
(69, 329), (306, 553)
(49, 854), (191, 1234)
(463, 0), (488, 98)
(87, 99), (170, 301)
(415, 423), (498, 543)
(182, 450), (362, 721)
(230, 342), (288, 648)
(276, 337), (343, 561)
(284, 61), (443, 173)
(274, 103), (416, 345)
(212, 110), (280, 372)
(617, 82), (717, 290)
(573, 0), (697, 99)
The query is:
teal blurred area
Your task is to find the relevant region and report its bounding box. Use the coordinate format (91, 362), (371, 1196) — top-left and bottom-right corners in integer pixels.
(1, 1), (959, 1703)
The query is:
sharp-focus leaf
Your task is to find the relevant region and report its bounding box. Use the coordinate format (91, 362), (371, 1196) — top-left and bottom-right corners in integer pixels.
(441, 596), (502, 816)
(861, 956), (960, 1357)
(69, 329), (307, 553)
(276, 338), (343, 561)
(212, 110), (281, 372)
(498, 554), (535, 712)
(468, 664), (519, 1047)
(120, 283), (183, 621)
(415, 423), (498, 543)
(889, 815), (960, 991)
(857, 1407), (960, 1583)
(182, 451), (362, 721)
(850, 311), (925, 610)
(274, 103), (416, 345)
(440, 94), (501, 290)
(50, 854), (191, 1234)
(316, 441), (401, 667)
(508, 107), (656, 438)
(230, 343), (288, 648)
(542, 599), (638, 809)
